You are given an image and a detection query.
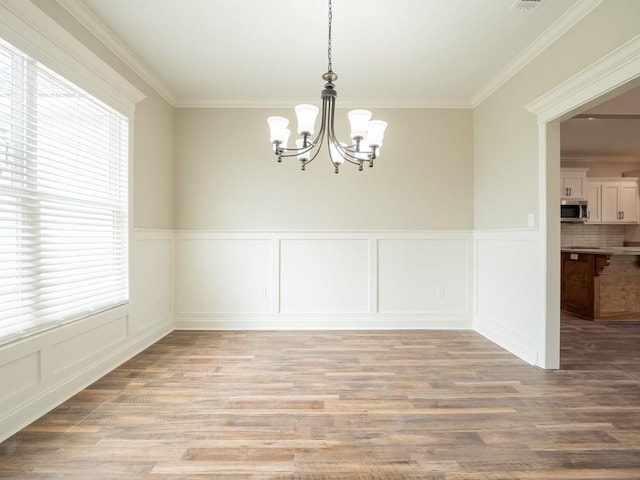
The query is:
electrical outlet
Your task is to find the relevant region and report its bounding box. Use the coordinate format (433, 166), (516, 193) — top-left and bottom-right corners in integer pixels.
(528, 213), (535, 228)
(258, 287), (267, 298)
(436, 285), (445, 297)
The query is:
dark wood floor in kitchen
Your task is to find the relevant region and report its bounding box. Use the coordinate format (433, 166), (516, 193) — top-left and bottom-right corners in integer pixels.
(2, 319), (640, 480)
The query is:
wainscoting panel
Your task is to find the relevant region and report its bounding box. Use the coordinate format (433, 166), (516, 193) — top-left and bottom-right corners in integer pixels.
(378, 239), (470, 313)
(176, 237), (272, 314)
(0, 351), (40, 405)
(280, 239), (370, 314)
(0, 229), (175, 443)
(175, 231), (473, 330)
(474, 229), (543, 366)
(51, 314), (129, 377)
(130, 230), (174, 332)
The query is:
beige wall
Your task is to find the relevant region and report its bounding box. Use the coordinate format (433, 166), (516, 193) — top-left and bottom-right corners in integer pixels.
(32, 0), (175, 230)
(474, 0), (640, 229)
(174, 108), (473, 231)
(132, 96), (174, 229)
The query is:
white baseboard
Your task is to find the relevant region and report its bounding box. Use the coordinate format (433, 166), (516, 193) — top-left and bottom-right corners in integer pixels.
(474, 314), (538, 366)
(175, 313), (473, 331)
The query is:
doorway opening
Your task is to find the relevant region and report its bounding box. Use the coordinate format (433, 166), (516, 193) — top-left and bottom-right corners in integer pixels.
(526, 36), (640, 368)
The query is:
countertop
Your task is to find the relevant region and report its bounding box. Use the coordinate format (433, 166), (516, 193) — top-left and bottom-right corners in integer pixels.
(561, 246), (640, 256)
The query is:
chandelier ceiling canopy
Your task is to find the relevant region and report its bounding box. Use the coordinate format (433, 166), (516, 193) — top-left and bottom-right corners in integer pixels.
(267, 0), (387, 174)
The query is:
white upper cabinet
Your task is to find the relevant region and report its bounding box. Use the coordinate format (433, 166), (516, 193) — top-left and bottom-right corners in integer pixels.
(588, 178), (639, 224)
(585, 181), (601, 223)
(560, 168), (588, 199)
(619, 181), (639, 223)
(600, 183), (620, 222)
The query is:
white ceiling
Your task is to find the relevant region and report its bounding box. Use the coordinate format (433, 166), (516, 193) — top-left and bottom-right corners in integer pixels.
(60, 0), (592, 108)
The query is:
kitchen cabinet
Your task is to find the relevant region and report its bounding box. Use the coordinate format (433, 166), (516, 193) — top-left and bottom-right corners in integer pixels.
(600, 180), (639, 224)
(561, 250), (640, 320)
(584, 178), (639, 224)
(586, 181), (600, 223)
(561, 251), (597, 319)
(560, 168), (588, 199)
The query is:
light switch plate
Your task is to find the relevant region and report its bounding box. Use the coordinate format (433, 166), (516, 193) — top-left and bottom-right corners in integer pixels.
(528, 213), (535, 228)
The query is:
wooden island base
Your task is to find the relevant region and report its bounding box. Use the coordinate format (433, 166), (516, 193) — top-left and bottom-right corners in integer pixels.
(561, 252), (640, 320)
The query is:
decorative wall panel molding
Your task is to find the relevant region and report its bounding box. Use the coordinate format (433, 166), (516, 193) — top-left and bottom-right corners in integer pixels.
(175, 231), (473, 330)
(0, 229), (174, 443)
(280, 239), (371, 314)
(474, 229), (542, 366)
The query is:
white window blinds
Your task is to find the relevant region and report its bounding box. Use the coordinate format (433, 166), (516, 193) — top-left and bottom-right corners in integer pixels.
(0, 38), (129, 343)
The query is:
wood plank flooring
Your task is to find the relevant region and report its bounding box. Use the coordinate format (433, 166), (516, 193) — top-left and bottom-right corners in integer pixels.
(2, 318), (640, 479)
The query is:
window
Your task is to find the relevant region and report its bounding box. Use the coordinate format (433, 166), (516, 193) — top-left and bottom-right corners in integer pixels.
(0, 38), (129, 343)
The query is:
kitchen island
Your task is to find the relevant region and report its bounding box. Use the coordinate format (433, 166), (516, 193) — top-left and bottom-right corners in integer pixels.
(561, 247), (640, 320)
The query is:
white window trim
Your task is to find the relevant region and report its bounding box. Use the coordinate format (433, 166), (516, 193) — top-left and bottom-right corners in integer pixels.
(0, 0), (144, 346)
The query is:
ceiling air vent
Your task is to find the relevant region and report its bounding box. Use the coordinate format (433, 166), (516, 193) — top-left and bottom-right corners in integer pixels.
(509, 0), (544, 11)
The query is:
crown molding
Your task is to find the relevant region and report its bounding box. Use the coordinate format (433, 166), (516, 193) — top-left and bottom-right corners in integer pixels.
(471, 0), (604, 107)
(55, 0), (177, 106)
(561, 154), (640, 164)
(174, 98), (473, 109)
(526, 34), (640, 122)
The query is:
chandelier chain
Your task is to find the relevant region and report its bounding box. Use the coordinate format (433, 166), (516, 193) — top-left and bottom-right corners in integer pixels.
(327, 0), (333, 73)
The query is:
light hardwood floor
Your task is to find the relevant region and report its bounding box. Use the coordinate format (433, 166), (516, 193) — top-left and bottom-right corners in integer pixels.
(1, 318), (640, 479)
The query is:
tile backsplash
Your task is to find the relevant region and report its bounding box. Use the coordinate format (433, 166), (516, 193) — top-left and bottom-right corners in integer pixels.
(561, 223), (625, 247)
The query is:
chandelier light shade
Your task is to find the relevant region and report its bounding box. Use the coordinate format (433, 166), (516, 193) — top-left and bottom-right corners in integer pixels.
(267, 0), (387, 174)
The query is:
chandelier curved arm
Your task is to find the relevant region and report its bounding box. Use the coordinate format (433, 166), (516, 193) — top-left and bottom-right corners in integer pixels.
(273, 127), (324, 159)
(272, 95), (330, 160)
(298, 95), (333, 170)
(274, 132), (322, 159)
(272, 101), (329, 168)
(326, 105), (368, 171)
(328, 129), (362, 165)
(297, 123), (328, 170)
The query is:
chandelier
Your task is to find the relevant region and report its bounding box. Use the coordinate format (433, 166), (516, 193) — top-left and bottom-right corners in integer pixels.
(267, 0), (387, 174)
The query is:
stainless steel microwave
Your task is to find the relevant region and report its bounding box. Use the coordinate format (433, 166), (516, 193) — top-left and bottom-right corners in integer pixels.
(561, 200), (588, 222)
